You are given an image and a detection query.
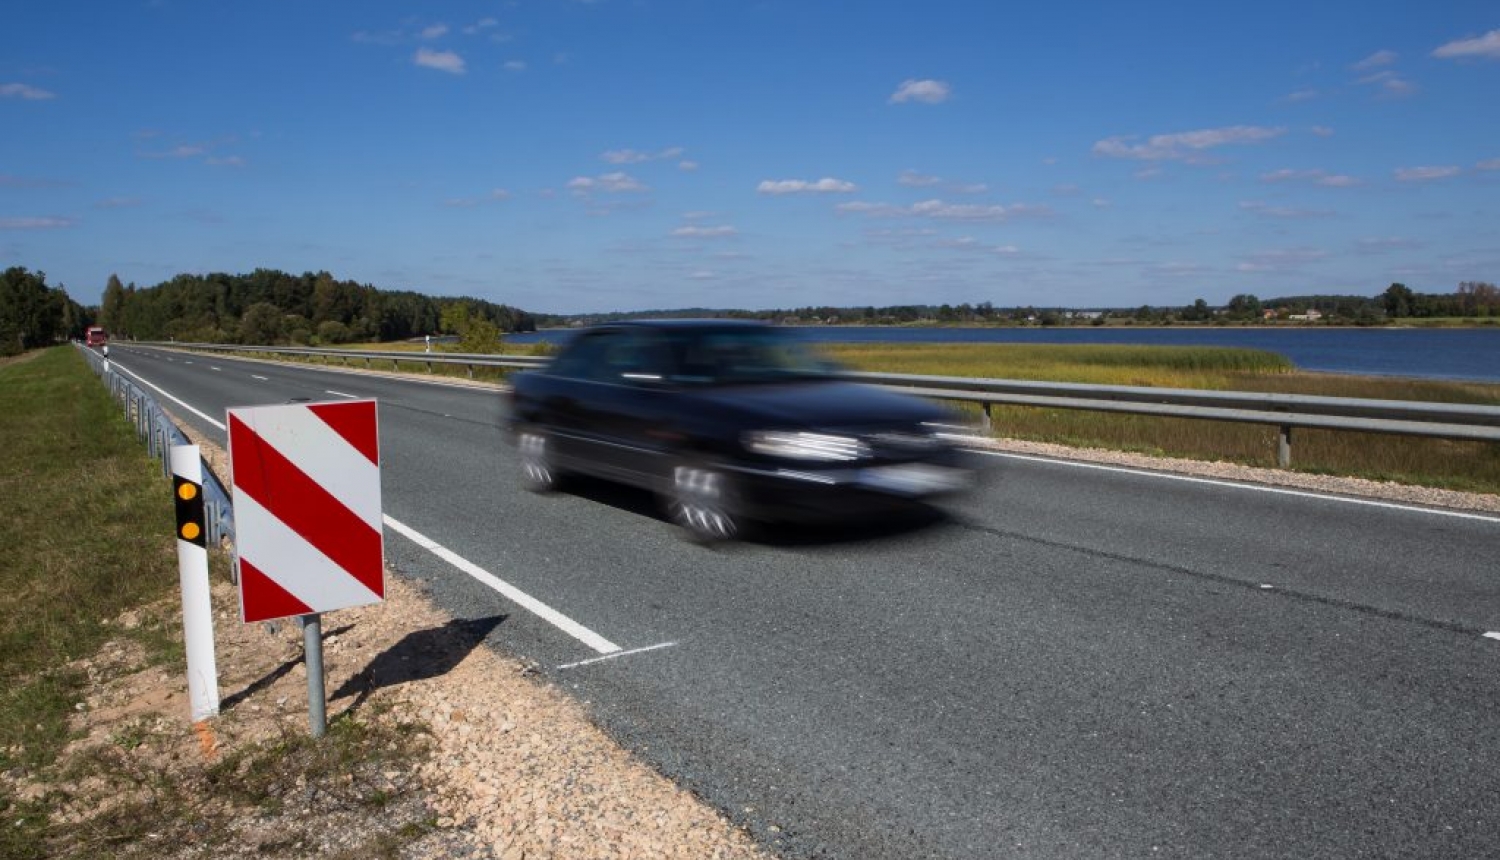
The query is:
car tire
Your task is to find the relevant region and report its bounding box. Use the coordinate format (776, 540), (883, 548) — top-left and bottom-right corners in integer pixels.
(665, 459), (741, 542)
(517, 429), (562, 493)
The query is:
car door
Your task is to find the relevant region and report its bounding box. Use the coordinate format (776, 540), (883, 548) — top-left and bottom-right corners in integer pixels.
(537, 327), (674, 486)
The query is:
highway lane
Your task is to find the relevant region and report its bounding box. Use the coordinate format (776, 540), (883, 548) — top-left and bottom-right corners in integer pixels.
(104, 344), (1500, 859)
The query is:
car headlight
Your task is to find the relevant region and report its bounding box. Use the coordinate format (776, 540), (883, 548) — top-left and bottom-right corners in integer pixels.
(742, 431), (871, 461)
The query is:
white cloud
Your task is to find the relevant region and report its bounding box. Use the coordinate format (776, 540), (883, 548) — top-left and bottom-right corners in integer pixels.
(464, 18), (499, 35)
(0, 216), (76, 230)
(1236, 247), (1328, 272)
(1092, 125), (1286, 161)
(836, 198), (1049, 222)
(1394, 165), (1461, 182)
(601, 147), (684, 164)
(1477, 158), (1500, 171)
(567, 172), (648, 194)
(420, 24), (450, 40)
(1433, 29), (1500, 60)
(677, 160), (699, 171)
(94, 197), (140, 209)
(1357, 70), (1418, 98)
(1260, 168), (1361, 187)
(0, 83), (55, 100)
(1357, 236), (1422, 253)
(935, 237), (1023, 256)
(888, 79), (951, 104)
(1092, 198), (1111, 208)
(206, 155), (245, 167)
(139, 144), (206, 160)
(898, 170), (943, 187)
(1310, 126), (1335, 138)
(503, 60), (526, 72)
(1281, 89), (1320, 103)
(414, 48), (465, 74)
(1351, 49), (1398, 71)
(756, 177), (858, 195)
(671, 225), (737, 238)
(1239, 200), (1334, 219)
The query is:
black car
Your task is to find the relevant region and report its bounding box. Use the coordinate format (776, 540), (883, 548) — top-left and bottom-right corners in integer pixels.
(506, 320), (973, 540)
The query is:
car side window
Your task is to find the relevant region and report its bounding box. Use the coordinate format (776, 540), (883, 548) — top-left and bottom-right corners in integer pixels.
(548, 329), (667, 384)
(549, 330), (615, 380)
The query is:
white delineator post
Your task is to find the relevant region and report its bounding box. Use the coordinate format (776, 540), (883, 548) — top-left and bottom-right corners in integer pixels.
(171, 444), (221, 721)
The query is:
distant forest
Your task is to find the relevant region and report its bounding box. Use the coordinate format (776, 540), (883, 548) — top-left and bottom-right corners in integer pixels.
(2, 264), (1496, 358)
(553, 282), (1500, 328)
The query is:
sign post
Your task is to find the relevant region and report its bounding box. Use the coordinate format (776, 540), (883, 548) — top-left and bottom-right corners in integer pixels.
(227, 399), (383, 738)
(302, 614), (327, 737)
(171, 445), (220, 722)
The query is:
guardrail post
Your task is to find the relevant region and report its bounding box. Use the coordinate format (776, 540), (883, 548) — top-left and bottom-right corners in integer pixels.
(981, 402), (992, 433)
(467, 364), (474, 379)
(1278, 425), (1292, 469)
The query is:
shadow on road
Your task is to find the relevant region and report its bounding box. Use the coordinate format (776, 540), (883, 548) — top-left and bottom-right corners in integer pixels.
(555, 474), (962, 548)
(330, 615), (508, 714)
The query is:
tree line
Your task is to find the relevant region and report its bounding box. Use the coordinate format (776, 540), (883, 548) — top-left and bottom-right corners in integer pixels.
(542, 282), (1500, 328)
(97, 268), (536, 346)
(3, 266), (1494, 360)
(0, 267), (93, 356)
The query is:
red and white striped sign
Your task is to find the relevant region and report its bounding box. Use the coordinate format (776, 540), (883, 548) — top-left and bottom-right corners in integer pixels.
(228, 399), (384, 623)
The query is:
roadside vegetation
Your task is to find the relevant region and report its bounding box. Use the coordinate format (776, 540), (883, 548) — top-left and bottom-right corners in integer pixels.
(825, 343), (1500, 495)
(0, 347), (433, 859)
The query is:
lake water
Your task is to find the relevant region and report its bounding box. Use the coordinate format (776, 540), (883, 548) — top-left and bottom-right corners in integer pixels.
(509, 325), (1500, 383)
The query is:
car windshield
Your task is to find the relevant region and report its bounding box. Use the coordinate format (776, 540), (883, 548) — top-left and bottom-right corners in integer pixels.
(667, 328), (835, 385)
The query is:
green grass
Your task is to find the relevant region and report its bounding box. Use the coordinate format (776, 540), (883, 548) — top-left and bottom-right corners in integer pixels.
(0, 347), (181, 858)
(0, 347), (437, 859)
(0, 349), (179, 764)
(824, 343), (1500, 494)
(826, 342), (1295, 388)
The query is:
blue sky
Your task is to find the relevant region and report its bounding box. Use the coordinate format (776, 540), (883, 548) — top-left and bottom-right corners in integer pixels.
(3, 1), (1499, 314)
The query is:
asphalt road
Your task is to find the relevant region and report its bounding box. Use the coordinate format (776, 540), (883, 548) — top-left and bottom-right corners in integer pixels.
(104, 344), (1500, 859)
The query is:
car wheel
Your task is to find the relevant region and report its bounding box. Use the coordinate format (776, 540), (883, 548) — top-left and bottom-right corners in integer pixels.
(666, 461), (740, 542)
(517, 429), (561, 493)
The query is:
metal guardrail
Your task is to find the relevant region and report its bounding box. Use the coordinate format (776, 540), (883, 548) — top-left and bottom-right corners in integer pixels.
(77, 344), (235, 550)
(144, 341), (1500, 468)
(159, 341), (548, 376)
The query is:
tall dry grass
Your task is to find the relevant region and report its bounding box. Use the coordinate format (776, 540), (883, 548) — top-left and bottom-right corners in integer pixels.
(823, 343), (1500, 494)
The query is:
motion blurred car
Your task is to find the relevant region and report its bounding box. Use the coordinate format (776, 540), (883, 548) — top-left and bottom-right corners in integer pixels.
(505, 319), (973, 540)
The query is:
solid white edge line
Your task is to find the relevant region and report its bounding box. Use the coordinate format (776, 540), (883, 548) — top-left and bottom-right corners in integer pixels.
(974, 449), (1500, 524)
(382, 515), (621, 655)
(557, 641), (679, 670)
(1483, 632), (1500, 642)
(109, 361), (227, 430)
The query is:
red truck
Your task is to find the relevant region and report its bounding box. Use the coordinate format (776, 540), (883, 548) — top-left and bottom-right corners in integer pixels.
(85, 326), (108, 347)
